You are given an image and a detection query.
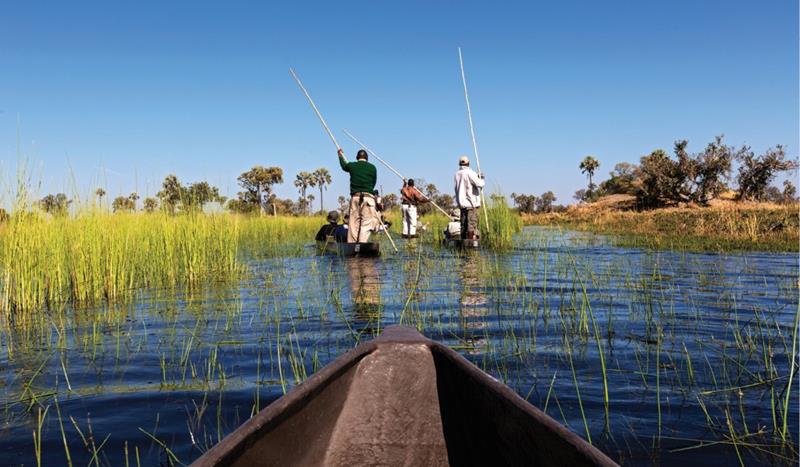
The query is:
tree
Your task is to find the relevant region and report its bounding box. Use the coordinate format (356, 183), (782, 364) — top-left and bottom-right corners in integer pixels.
(579, 156), (600, 189)
(293, 171), (316, 215)
(157, 175), (183, 214)
(337, 195), (348, 214)
(39, 193), (71, 215)
(512, 193), (537, 214)
(736, 145), (798, 201)
(782, 180), (797, 204)
(536, 191), (556, 212)
(312, 168), (332, 212)
(183, 181), (222, 210)
(635, 149), (686, 208)
(573, 189), (587, 202)
(129, 192), (140, 210)
(95, 188), (106, 202)
(112, 196), (133, 212)
(599, 162), (638, 195)
(143, 197), (159, 213)
(680, 136), (736, 204)
(382, 193), (398, 211)
(237, 166), (284, 214)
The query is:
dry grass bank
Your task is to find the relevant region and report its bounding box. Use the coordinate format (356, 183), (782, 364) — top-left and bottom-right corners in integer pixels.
(524, 201), (799, 252)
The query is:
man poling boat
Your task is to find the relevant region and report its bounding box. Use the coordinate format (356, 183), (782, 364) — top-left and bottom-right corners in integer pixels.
(454, 155), (486, 241)
(289, 68), (395, 253)
(337, 148), (380, 243)
(400, 178), (429, 239)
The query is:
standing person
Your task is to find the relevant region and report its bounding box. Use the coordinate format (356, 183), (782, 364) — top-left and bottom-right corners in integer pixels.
(454, 156), (485, 240)
(400, 179), (428, 238)
(338, 148), (378, 243)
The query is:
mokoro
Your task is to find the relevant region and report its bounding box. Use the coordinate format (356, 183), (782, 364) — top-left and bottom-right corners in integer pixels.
(315, 240), (381, 257)
(191, 326), (618, 467)
(444, 237), (480, 249)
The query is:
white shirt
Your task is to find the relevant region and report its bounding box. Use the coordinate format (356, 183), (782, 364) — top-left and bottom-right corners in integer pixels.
(454, 166), (485, 208)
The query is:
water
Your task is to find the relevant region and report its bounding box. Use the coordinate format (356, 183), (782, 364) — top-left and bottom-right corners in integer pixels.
(1, 226), (797, 466)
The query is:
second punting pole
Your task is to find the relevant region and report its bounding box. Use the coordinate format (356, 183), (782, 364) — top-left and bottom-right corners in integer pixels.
(343, 130), (452, 218)
(458, 48), (490, 232)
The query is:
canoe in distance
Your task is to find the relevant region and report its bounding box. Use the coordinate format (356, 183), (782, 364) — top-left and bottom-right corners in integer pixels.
(316, 240), (381, 257)
(190, 326), (618, 467)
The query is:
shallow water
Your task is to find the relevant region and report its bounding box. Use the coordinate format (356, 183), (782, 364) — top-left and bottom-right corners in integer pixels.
(1, 226), (797, 466)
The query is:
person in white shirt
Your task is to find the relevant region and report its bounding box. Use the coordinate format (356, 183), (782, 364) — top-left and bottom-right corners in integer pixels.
(453, 156), (485, 240)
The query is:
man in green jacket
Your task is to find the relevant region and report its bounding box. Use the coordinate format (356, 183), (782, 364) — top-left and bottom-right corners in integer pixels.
(338, 148), (378, 243)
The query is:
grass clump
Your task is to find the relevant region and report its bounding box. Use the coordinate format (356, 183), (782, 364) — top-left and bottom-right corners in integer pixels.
(0, 211), (240, 319)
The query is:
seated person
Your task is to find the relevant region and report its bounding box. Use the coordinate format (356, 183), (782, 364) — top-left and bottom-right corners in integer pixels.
(444, 209), (462, 239)
(315, 211), (341, 241)
(334, 214), (349, 243)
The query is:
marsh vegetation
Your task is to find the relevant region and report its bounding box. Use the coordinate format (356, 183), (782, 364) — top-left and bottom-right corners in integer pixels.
(0, 207), (796, 466)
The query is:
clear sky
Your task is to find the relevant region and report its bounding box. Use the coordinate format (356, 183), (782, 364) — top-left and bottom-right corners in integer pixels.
(1, 1), (797, 206)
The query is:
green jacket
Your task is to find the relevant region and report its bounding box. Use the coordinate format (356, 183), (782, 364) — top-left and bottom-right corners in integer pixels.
(339, 156), (377, 195)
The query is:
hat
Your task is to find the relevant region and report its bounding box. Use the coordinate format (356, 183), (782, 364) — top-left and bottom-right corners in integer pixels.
(327, 211), (340, 223)
(459, 156), (470, 166)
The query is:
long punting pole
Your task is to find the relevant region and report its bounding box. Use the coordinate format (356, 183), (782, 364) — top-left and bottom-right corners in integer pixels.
(289, 68), (342, 152)
(343, 130), (451, 218)
(458, 48), (490, 232)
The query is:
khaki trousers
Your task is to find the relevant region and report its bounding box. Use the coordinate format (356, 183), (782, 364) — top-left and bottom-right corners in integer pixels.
(460, 207), (479, 239)
(348, 194), (379, 243)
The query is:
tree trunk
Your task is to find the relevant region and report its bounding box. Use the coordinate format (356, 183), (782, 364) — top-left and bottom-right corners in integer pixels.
(319, 186), (324, 212)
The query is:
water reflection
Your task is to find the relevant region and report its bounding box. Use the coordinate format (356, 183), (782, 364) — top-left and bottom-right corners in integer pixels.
(458, 253), (488, 354)
(346, 258), (381, 326)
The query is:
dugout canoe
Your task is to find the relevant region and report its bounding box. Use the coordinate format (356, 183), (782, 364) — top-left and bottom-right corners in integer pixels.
(444, 237), (480, 249)
(190, 326), (618, 467)
(315, 240), (381, 257)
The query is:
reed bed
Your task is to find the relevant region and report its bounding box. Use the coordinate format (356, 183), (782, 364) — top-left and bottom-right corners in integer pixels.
(0, 211), (324, 321)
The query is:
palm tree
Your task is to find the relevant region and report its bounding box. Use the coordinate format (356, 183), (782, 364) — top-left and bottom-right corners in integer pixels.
(579, 156), (600, 188)
(312, 168), (332, 212)
(294, 172), (317, 215)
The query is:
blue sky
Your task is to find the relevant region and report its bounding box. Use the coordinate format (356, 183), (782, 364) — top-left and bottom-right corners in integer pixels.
(0, 1), (797, 206)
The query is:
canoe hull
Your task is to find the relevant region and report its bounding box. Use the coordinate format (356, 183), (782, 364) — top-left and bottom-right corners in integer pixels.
(316, 241), (381, 257)
(191, 326), (617, 467)
(443, 237), (480, 249)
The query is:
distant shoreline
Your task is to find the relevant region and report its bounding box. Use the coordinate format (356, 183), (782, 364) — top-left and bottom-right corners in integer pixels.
(522, 202), (799, 253)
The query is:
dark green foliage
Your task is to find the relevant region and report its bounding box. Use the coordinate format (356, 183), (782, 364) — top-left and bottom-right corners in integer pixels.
(736, 145), (798, 201)
(536, 191), (556, 212)
(235, 166), (284, 214)
(39, 193), (71, 215)
(599, 163), (638, 196)
(511, 192), (537, 214)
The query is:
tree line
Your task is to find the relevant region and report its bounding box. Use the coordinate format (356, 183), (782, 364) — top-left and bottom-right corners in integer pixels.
(36, 166), (336, 216)
(511, 135), (797, 214)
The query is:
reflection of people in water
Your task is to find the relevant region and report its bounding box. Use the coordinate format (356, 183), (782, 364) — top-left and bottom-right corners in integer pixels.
(458, 253), (488, 353)
(460, 253), (487, 309)
(346, 258), (381, 327)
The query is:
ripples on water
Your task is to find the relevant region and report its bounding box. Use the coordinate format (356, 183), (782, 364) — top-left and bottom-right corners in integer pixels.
(0, 226), (797, 466)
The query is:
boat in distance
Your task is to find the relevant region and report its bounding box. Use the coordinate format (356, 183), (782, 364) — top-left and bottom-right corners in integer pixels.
(190, 326), (617, 467)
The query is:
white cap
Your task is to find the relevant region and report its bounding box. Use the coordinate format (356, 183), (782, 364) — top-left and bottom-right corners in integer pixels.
(459, 156), (470, 166)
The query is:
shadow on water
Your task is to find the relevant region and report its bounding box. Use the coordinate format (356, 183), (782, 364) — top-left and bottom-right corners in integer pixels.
(0, 226), (797, 466)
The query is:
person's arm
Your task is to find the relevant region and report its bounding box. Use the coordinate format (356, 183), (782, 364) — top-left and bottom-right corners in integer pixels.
(337, 149), (350, 172)
(470, 170), (486, 188)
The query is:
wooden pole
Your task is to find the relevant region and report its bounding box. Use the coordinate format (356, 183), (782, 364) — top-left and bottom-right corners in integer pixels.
(343, 129), (452, 218)
(458, 48), (490, 233)
(289, 68), (341, 152)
